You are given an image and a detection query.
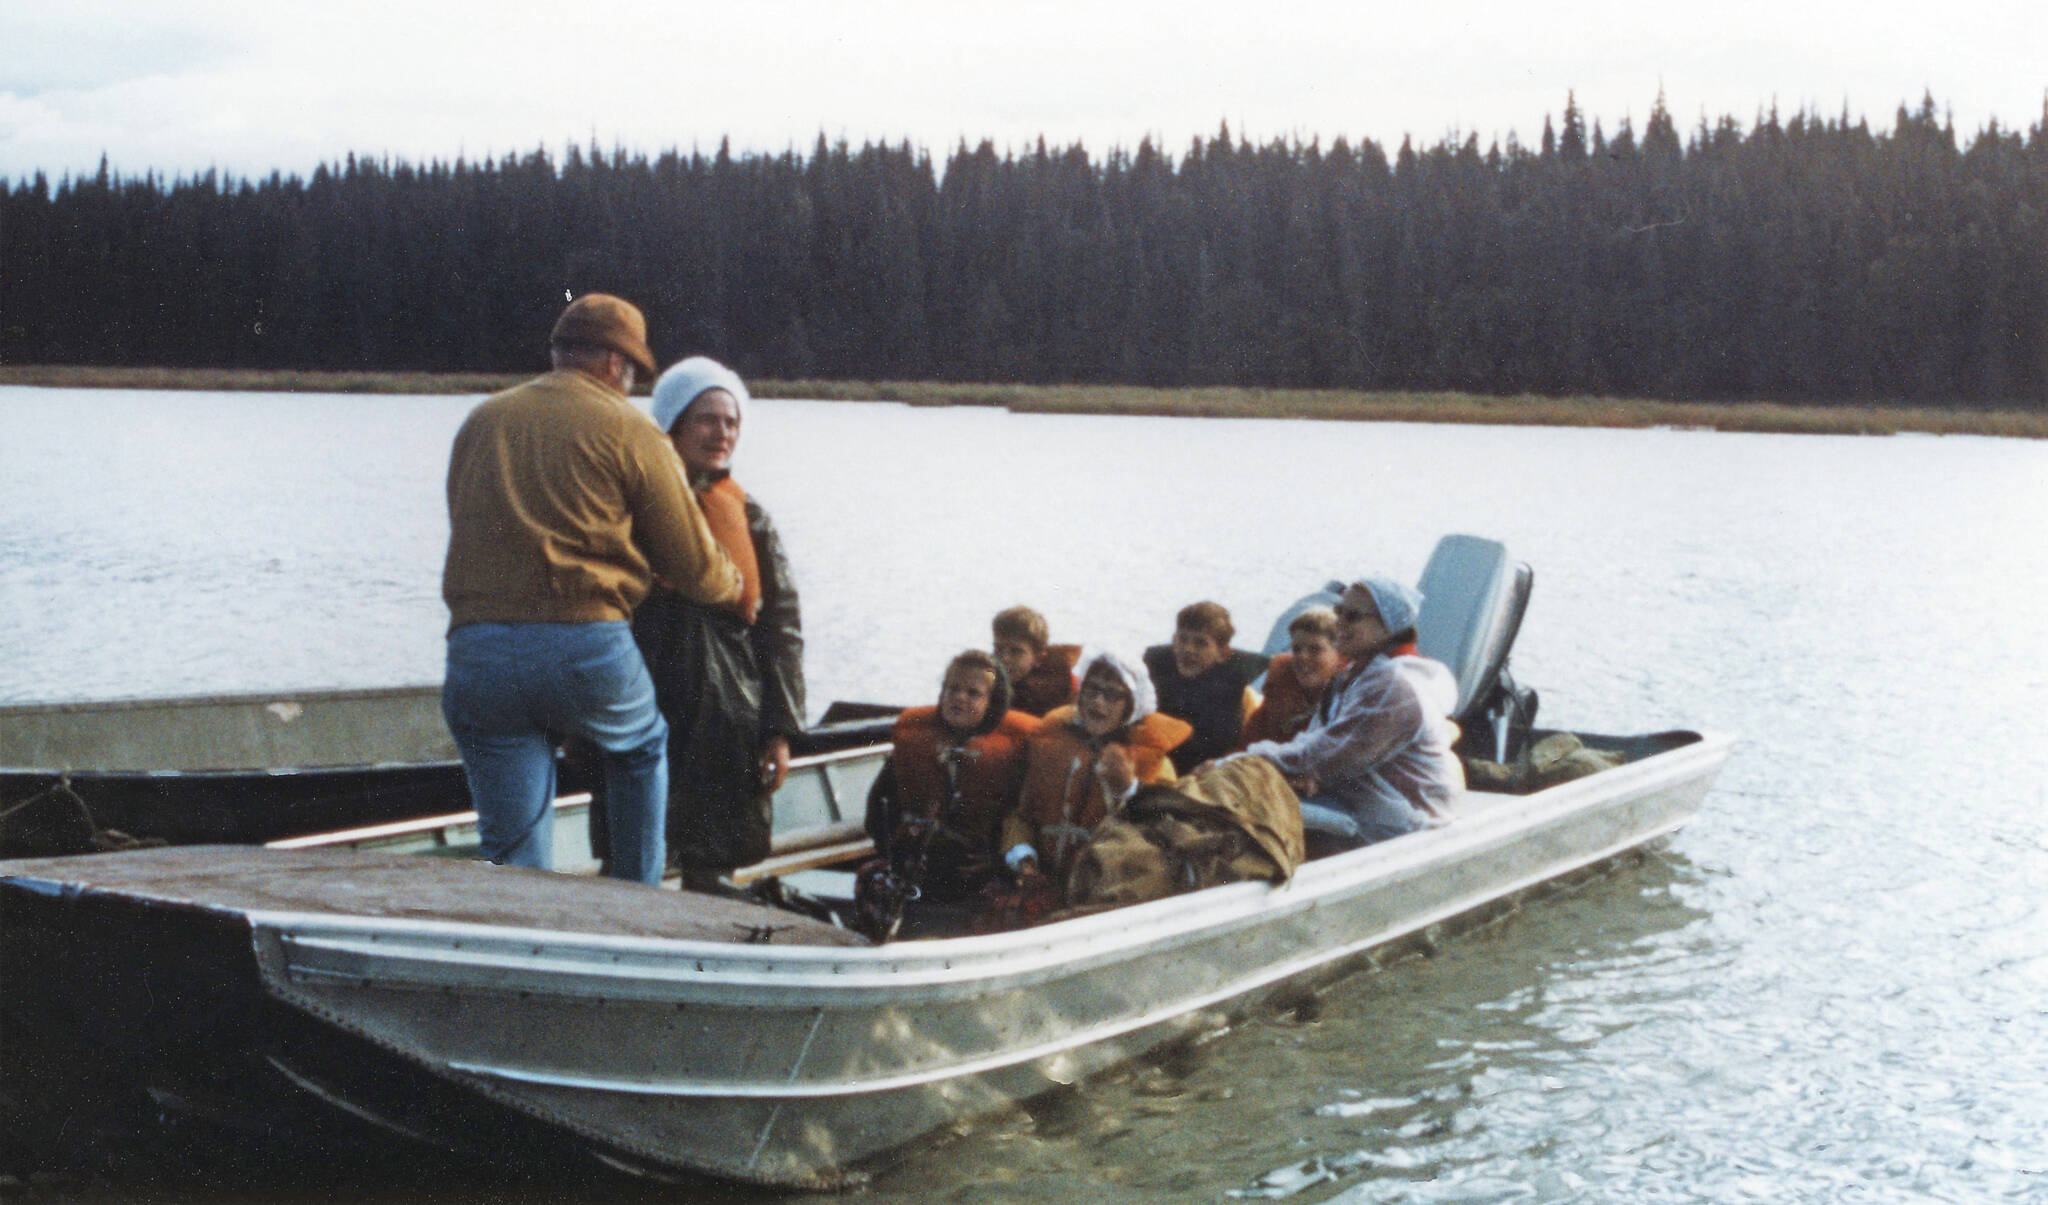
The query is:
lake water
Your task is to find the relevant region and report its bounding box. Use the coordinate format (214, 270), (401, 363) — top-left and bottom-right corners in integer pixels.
(3, 386), (2046, 1202)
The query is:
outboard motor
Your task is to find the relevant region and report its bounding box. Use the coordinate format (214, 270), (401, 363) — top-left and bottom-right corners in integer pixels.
(1454, 625), (1539, 764)
(1414, 534), (1538, 763)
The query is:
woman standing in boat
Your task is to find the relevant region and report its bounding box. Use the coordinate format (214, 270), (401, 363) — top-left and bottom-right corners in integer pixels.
(613, 357), (805, 893)
(1240, 578), (1461, 848)
(1001, 651), (1191, 888)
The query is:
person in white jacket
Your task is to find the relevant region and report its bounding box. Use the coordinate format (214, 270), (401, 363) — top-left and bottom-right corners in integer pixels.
(1241, 576), (1463, 847)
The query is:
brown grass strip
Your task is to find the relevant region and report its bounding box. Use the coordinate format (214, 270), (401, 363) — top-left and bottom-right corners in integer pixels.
(5, 365), (2042, 438)
(0, 364), (526, 395)
(760, 379), (2048, 439)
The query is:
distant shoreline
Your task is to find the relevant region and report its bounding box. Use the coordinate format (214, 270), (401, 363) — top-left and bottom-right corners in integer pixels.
(4, 364), (2042, 439)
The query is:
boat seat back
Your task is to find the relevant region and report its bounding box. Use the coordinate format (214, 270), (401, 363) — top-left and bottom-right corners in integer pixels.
(1258, 580), (1348, 661)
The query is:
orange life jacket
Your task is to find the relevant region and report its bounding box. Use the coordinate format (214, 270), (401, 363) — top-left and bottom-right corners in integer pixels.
(1011, 644), (1082, 717)
(1241, 652), (1349, 747)
(696, 475), (761, 623)
(889, 707), (1040, 880)
(1003, 707), (1193, 875)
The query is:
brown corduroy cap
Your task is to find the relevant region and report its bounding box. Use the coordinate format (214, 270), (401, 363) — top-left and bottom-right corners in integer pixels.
(548, 293), (657, 378)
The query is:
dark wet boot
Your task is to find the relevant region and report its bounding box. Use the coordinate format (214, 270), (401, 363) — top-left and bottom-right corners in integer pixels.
(680, 866), (751, 901)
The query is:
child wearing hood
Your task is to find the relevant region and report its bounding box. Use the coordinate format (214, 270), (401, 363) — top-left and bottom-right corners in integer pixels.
(865, 651), (1041, 903)
(1000, 651), (1193, 886)
(1240, 576), (1463, 848)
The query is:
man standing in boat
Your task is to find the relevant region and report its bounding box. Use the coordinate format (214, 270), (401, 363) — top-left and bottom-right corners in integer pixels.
(440, 294), (741, 884)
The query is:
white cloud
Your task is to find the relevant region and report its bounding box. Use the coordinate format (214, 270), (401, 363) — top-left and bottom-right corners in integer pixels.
(0, 2), (245, 95)
(1, 0), (2041, 182)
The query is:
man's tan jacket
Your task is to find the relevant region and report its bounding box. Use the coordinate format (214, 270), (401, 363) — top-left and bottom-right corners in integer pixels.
(442, 368), (741, 627)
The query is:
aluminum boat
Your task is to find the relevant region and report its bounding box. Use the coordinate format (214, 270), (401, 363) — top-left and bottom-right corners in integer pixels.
(0, 536), (1734, 1188)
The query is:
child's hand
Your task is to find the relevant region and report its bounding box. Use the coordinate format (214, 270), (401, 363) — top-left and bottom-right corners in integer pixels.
(1097, 746), (1136, 798)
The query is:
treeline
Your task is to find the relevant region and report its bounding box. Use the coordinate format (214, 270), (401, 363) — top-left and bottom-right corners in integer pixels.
(3, 93), (2045, 407)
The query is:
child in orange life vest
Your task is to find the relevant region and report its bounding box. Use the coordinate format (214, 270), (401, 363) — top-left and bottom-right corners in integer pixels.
(1001, 651), (1192, 887)
(1241, 607), (1349, 747)
(1143, 601), (1268, 769)
(864, 650), (1041, 902)
(992, 605), (1082, 718)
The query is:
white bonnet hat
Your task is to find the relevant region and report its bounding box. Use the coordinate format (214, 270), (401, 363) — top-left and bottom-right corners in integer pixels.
(651, 356), (749, 433)
(1076, 649), (1158, 725)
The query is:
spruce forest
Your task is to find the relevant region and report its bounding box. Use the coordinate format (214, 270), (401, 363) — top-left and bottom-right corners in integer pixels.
(3, 94), (2044, 408)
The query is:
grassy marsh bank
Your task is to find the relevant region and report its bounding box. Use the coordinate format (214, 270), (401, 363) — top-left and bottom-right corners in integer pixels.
(5, 364), (2042, 439)
(0, 364), (527, 396)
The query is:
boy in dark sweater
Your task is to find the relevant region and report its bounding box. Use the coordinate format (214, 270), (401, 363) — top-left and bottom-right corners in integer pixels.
(1142, 600), (1269, 769)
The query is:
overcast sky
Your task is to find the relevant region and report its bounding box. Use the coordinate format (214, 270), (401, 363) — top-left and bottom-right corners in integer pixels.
(2, 0), (2042, 183)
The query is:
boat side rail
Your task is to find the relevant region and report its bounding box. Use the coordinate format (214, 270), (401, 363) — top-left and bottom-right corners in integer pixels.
(249, 732), (1732, 1000)
(265, 814), (870, 867)
(0, 685), (455, 774)
(268, 741), (889, 872)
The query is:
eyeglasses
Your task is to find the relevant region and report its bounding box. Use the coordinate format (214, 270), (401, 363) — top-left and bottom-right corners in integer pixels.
(1077, 680), (1130, 703)
(1334, 605), (1376, 625)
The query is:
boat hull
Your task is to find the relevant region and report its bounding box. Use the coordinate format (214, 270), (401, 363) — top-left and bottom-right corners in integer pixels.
(0, 730), (1730, 1188)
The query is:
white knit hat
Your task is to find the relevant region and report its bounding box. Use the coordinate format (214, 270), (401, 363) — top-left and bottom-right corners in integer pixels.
(651, 356), (749, 433)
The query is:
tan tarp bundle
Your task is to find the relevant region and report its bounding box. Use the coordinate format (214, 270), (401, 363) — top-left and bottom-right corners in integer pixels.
(1462, 731), (1624, 794)
(1066, 756), (1306, 909)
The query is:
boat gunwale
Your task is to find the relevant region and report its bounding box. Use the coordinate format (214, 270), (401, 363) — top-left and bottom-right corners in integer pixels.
(0, 683), (446, 716)
(440, 797), (1698, 1103)
(0, 759), (468, 780)
(1, 687), (892, 777)
(254, 731), (1733, 998)
(258, 742), (889, 851)
(0, 683), (454, 777)
(2, 728), (885, 782)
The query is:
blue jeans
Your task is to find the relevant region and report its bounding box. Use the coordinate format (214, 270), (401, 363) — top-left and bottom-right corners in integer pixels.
(1299, 791), (1426, 850)
(442, 622), (668, 884)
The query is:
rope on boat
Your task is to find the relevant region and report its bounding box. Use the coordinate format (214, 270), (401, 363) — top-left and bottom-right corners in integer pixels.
(0, 776), (164, 856)
(0, 778), (91, 825)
